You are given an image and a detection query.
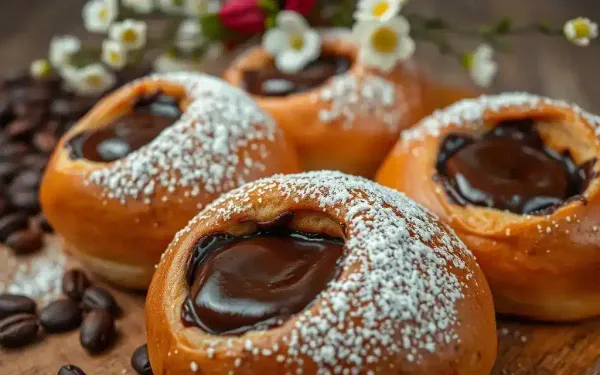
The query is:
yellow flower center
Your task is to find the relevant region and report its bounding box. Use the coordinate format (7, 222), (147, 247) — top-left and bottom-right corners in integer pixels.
(99, 7), (107, 21)
(109, 51), (120, 64)
(572, 18), (591, 39)
(370, 26), (398, 54)
(122, 29), (138, 44)
(289, 34), (304, 51)
(86, 74), (102, 87)
(372, 1), (390, 17)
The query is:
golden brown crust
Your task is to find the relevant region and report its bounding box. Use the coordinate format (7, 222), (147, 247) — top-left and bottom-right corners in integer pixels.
(376, 93), (600, 321)
(40, 73), (300, 289)
(224, 33), (425, 178)
(146, 171), (496, 374)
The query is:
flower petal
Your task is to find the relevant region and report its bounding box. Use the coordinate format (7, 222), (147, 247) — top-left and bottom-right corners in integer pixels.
(387, 15), (410, 35)
(263, 28), (289, 55)
(301, 29), (321, 62)
(395, 36), (415, 60)
(277, 10), (309, 34)
(275, 50), (309, 74)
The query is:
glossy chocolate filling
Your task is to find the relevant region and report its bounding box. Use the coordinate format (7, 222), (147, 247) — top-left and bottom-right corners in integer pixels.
(242, 54), (351, 97)
(67, 93), (181, 162)
(436, 119), (596, 215)
(182, 213), (344, 335)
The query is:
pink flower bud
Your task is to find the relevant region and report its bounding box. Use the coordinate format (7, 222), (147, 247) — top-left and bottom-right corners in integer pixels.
(284, 0), (317, 16)
(218, 0), (267, 35)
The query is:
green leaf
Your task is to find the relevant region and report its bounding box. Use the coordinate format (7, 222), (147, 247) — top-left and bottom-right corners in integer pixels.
(494, 18), (512, 34)
(199, 13), (237, 42)
(258, 0), (279, 14)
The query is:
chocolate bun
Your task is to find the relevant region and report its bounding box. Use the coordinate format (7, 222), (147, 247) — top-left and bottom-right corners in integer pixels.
(224, 30), (425, 178)
(377, 93), (600, 321)
(40, 73), (300, 289)
(146, 171), (496, 374)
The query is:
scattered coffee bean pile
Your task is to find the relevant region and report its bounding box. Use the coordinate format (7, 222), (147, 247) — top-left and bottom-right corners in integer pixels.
(0, 67), (148, 255)
(131, 344), (153, 375)
(0, 269), (120, 354)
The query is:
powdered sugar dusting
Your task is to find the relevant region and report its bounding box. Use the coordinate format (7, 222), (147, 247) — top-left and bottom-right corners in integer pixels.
(87, 72), (276, 204)
(167, 171), (475, 372)
(403, 92), (600, 142)
(314, 73), (404, 130)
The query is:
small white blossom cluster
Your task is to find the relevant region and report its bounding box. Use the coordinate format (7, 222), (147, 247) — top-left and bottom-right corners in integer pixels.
(352, 0), (414, 72)
(31, 0), (218, 96)
(564, 17), (598, 46)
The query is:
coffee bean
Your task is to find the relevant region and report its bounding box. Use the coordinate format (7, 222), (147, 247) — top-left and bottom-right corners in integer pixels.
(6, 229), (43, 254)
(0, 97), (14, 125)
(2, 70), (30, 88)
(58, 364), (87, 375)
(9, 169), (41, 191)
(131, 344), (153, 375)
(81, 286), (119, 316)
(0, 161), (19, 182)
(9, 190), (41, 213)
(22, 153), (48, 171)
(0, 213), (28, 241)
(62, 269), (91, 301)
(39, 299), (82, 333)
(33, 131), (57, 153)
(36, 213), (54, 233)
(0, 313), (42, 347)
(80, 309), (116, 353)
(0, 294), (36, 320)
(0, 196), (10, 217)
(0, 141), (29, 158)
(51, 97), (92, 120)
(5, 118), (37, 139)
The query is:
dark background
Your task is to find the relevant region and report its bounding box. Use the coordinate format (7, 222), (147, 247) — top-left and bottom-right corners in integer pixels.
(0, 0), (599, 110)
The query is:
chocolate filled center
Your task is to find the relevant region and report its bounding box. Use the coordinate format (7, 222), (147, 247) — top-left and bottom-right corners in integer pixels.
(436, 119), (596, 215)
(182, 218), (344, 335)
(242, 54), (351, 97)
(67, 93), (181, 162)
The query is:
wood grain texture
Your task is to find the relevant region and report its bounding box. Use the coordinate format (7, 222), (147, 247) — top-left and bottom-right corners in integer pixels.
(1, 0), (600, 374)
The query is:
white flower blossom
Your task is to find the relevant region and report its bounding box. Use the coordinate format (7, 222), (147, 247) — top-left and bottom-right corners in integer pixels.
(30, 59), (52, 79)
(49, 35), (81, 68)
(353, 17), (415, 72)
(154, 44), (222, 73)
(354, 0), (406, 22)
(184, 0), (218, 16)
(64, 64), (116, 96)
(564, 17), (598, 46)
(109, 19), (148, 50)
(158, 0), (186, 14)
(465, 44), (498, 87)
(83, 0), (119, 33)
(102, 40), (128, 69)
(262, 11), (321, 74)
(175, 19), (205, 52)
(122, 0), (154, 14)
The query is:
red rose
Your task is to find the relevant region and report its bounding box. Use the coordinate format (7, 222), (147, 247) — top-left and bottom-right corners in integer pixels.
(218, 0), (267, 35)
(284, 0), (318, 16)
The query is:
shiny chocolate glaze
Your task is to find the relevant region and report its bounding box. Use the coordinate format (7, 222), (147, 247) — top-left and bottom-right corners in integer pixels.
(182, 213), (344, 335)
(242, 54), (351, 97)
(436, 119), (596, 215)
(67, 93), (181, 162)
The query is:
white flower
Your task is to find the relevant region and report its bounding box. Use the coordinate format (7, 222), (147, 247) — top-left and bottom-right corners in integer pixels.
(158, 0), (186, 14)
(30, 59), (52, 79)
(465, 44), (498, 87)
(262, 11), (321, 74)
(176, 19), (205, 52)
(354, 0), (406, 22)
(83, 0), (119, 33)
(564, 17), (598, 47)
(49, 35), (81, 68)
(102, 40), (128, 69)
(109, 19), (148, 50)
(353, 17), (415, 72)
(184, 0), (218, 16)
(122, 0), (154, 14)
(64, 64), (116, 96)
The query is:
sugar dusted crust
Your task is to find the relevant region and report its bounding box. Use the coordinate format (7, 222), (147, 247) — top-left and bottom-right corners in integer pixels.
(87, 72), (278, 205)
(147, 171), (497, 374)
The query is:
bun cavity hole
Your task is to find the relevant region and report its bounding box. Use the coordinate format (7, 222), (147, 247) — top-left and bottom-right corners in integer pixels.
(66, 80), (188, 163)
(182, 210), (346, 336)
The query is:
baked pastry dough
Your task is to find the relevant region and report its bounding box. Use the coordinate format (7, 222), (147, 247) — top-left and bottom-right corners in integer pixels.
(40, 73), (300, 289)
(146, 171), (496, 374)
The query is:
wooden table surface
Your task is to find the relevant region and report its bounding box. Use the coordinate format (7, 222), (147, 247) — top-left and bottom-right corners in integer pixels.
(1, 1), (600, 374)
